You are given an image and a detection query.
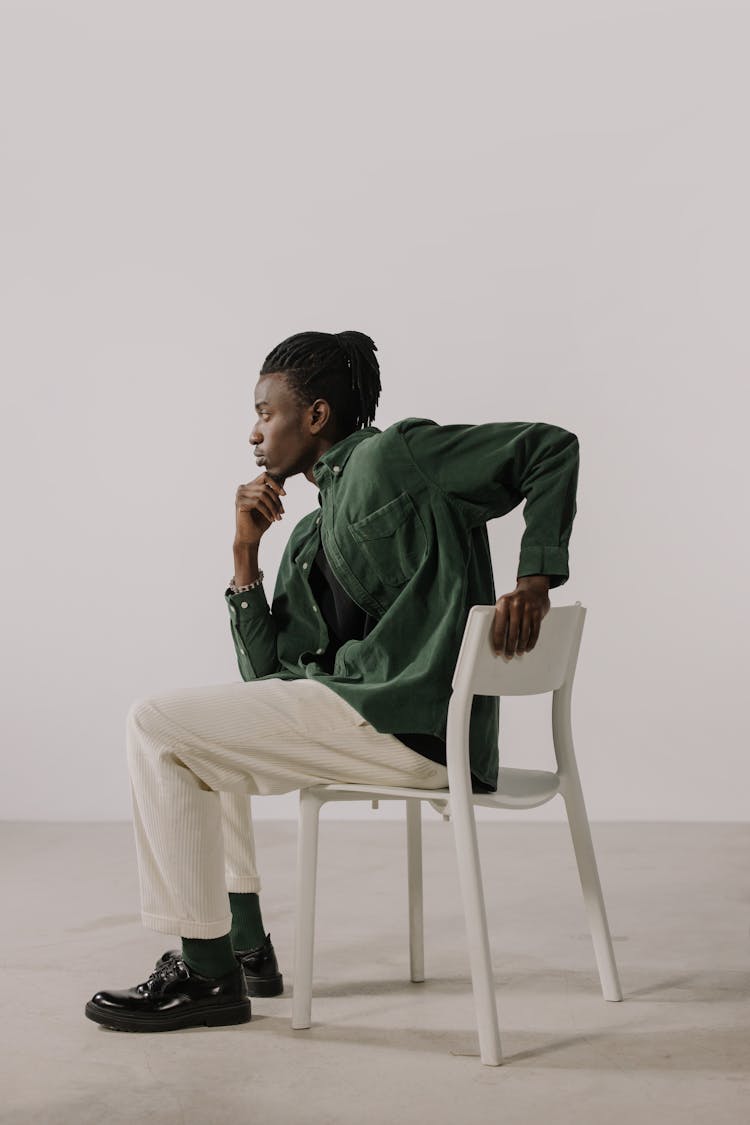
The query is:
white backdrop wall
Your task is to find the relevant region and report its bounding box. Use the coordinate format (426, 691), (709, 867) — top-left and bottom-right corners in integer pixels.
(1, 0), (747, 821)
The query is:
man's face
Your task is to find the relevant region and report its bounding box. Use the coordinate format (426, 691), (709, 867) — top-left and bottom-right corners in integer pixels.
(249, 373), (318, 483)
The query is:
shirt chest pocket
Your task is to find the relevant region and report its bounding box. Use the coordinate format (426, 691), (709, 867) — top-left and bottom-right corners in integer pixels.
(347, 491), (427, 588)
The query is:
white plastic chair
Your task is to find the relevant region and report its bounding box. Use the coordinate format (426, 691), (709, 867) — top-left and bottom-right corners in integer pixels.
(291, 603), (622, 1065)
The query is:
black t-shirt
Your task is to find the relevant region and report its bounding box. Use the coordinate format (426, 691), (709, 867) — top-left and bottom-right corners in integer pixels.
(308, 544), (449, 768)
(308, 545), (496, 793)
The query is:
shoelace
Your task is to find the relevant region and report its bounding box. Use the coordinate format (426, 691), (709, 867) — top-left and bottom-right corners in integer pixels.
(138, 957), (190, 997)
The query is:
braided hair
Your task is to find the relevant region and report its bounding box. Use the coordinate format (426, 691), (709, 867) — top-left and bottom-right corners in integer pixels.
(259, 330), (381, 435)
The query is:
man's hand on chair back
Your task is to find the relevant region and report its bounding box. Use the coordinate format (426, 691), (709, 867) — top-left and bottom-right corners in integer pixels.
(493, 575), (551, 659)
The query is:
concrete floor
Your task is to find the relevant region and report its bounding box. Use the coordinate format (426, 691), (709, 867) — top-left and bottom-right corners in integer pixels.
(1, 818), (748, 1125)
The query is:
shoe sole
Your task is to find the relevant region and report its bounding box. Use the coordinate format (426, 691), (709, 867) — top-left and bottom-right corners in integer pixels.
(84, 1000), (251, 1032)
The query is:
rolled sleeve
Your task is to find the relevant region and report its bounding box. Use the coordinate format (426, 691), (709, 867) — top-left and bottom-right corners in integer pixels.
(516, 545), (571, 589)
(400, 418), (579, 588)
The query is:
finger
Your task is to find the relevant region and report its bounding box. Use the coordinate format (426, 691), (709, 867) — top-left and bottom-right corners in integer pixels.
(239, 486), (283, 520)
(263, 481), (285, 514)
(526, 597), (550, 651)
(243, 477), (284, 503)
(493, 599), (509, 654)
(256, 472), (286, 497)
(241, 495), (277, 524)
(256, 496), (281, 523)
(526, 613), (542, 651)
(505, 597), (522, 658)
(261, 474), (287, 497)
(517, 605), (533, 653)
(528, 607), (546, 652)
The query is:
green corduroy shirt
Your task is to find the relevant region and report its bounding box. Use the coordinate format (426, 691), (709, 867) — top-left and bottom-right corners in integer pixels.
(225, 417), (579, 791)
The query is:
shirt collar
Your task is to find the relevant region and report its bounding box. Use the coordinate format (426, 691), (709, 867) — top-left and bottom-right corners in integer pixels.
(312, 426), (380, 488)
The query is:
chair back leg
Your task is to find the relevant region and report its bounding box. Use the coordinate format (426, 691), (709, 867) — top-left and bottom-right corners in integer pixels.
(562, 781), (623, 1001)
(292, 789), (324, 1029)
(553, 690), (623, 1002)
(406, 800), (425, 982)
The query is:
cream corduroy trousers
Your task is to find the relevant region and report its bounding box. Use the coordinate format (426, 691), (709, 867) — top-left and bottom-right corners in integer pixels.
(126, 676), (449, 938)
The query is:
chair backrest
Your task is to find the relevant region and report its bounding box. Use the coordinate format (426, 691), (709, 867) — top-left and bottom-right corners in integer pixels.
(451, 603), (586, 698)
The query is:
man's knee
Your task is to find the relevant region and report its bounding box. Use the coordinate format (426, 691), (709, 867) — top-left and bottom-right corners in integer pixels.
(125, 695), (170, 769)
(126, 695), (156, 736)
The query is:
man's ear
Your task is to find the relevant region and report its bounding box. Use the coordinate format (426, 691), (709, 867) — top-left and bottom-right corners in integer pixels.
(308, 397), (332, 435)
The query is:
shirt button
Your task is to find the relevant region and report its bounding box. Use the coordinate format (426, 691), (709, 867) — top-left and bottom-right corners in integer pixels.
(316, 647), (324, 654)
(240, 601), (248, 609)
(315, 517), (321, 526)
(302, 562), (308, 570)
(312, 605), (318, 613)
(332, 465), (341, 474)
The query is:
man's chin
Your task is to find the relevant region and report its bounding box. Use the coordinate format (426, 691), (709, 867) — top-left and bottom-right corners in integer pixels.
(257, 460), (280, 480)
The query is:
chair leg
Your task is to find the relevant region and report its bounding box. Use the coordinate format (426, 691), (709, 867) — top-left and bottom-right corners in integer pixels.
(406, 799), (424, 983)
(292, 789), (323, 1029)
(450, 788), (503, 1066)
(553, 684), (622, 1003)
(563, 783), (623, 1002)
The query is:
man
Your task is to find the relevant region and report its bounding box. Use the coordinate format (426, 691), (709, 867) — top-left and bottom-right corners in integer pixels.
(85, 329), (579, 1032)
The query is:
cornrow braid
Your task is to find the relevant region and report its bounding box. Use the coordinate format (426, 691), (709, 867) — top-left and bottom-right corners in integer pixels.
(259, 330), (381, 433)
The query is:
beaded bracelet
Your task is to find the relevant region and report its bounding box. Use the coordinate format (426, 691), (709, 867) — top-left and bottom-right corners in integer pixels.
(228, 570), (264, 595)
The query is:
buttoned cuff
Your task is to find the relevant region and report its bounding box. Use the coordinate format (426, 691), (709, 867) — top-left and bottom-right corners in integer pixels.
(516, 545), (569, 589)
(225, 583), (270, 620)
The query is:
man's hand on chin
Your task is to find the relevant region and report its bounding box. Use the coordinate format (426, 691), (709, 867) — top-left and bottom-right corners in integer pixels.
(493, 575), (551, 659)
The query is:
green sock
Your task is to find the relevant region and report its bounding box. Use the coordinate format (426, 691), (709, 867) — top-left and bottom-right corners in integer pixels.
(181, 934), (236, 979)
(229, 892), (266, 952)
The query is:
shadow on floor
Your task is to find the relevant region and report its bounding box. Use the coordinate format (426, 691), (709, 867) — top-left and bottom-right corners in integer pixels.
(258, 1015), (750, 1071)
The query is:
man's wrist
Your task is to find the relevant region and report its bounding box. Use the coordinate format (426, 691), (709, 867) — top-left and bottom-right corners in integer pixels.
(516, 574), (551, 590)
(233, 542), (260, 587)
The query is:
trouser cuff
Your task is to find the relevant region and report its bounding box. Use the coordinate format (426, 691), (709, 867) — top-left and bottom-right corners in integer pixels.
(142, 911), (233, 939)
(225, 875), (262, 894)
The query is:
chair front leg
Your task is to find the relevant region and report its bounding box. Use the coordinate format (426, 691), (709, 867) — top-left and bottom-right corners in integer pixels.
(406, 799), (425, 982)
(292, 788), (324, 1029)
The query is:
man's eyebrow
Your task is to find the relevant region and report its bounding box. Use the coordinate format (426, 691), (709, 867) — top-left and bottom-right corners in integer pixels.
(254, 400), (270, 408)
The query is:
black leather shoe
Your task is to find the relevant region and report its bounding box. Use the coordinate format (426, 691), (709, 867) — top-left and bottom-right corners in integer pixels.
(155, 933), (283, 998)
(85, 958), (251, 1032)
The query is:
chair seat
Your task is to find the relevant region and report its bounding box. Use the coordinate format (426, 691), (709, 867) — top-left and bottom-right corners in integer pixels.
(477, 767), (560, 809)
(309, 766), (560, 811)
